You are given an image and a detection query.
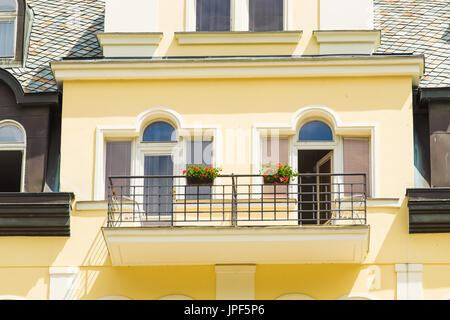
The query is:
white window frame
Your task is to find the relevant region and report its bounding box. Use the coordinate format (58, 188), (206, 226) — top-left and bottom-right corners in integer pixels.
(0, 120), (26, 192)
(94, 107), (222, 201)
(185, 0), (292, 32)
(0, 1), (17, 58)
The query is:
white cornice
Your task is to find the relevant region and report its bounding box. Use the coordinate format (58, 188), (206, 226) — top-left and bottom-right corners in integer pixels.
(175, 31), (303, 45)
(51, 56), (424, 86)
(96, 32), (163, 58)
(314, 30), (381, 55)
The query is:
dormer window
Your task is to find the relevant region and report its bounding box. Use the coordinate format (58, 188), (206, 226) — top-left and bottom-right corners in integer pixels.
(0, 0), (30, 67)
(196, 0), (231, 31)
(187, 0), (287, 32)
(0, 0), (16, 57)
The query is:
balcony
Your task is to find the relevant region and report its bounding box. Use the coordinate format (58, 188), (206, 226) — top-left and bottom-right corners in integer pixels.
(102, 174), (370, 266)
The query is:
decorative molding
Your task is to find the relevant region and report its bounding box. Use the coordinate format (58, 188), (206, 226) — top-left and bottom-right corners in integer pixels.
(407, 188), (450, 233)
(252, 105), (378, 198)
(96, 32), (163, 58)
(395, 264), (424, 300)
(215, 265), (256, 300)
(51, 55), (425, 87)
(159, 294), (194, 300)
(76, 201), (108, 211)
(313, 30), (381, 55)
(0, 193), (74, 236)
(175, 31), (302, 45)
(49, 267), (79, 300)
(93, 107), (222, 201)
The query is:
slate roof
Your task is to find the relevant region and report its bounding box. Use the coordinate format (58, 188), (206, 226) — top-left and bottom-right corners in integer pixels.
(3, 0), (449, 93)
(6, 0), (104, 93)
(374, 0), (450, 88)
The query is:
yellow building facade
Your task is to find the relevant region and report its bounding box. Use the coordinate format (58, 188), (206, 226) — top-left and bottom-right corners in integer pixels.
(1, 0), (449, 300)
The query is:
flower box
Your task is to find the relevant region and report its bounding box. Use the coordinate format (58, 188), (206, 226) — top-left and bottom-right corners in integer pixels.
(186, 176), (214, 186)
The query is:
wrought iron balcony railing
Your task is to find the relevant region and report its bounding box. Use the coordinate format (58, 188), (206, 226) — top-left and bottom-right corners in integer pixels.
(106, 174), (367, 228)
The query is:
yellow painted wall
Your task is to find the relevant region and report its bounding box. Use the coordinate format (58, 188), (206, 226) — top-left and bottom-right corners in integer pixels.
(60, 76), (414, 201)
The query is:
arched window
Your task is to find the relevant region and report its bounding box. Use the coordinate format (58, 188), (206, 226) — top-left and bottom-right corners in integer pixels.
(299, 121), (333, 141)
(0, 121), (26, 192)
(142, 121), (176, 142)
(0, 0), (17, 58)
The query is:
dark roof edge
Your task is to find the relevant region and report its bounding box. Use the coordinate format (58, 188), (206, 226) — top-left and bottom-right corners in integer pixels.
(0, 69), (58, 105)
(419, 87), (450, 102)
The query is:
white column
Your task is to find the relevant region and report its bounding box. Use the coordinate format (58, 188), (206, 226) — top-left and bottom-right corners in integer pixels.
(320, 0), (374, 30)
(395, 264), (424, 300)
(215, 265), (256, 300)
(49, 267), (79, 300)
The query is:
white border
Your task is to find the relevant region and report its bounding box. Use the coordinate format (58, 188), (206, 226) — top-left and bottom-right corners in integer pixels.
(94, 107), (222, 200)
(252, 106), (378, 198)
(185, 0), (292, 32)
(0, 119), (27, 192)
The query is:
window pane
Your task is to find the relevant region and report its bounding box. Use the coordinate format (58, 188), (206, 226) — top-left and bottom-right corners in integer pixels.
(143, 122), (176, 142)
(249, 0), (283, 32)
(186, 139), (213, 200)
(196, 0), (230, 31)
(0, 0), (16, 11)
(262, 137), (288, 166)
(299, 121), (333, 141)
(0, 124), (24, 143)
(0, 151), (22, 192)
(343, 138), (370, 196)
(105, 141), (131, 199)
(0, 21), (15, 57)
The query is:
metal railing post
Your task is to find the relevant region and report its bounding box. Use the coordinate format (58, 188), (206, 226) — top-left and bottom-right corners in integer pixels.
(232, 174), (237, 227)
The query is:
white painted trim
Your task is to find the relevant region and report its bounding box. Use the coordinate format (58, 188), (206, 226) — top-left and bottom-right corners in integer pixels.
(94, 107), (222, 201)
(0, 119), (27, 192)
(395, 263), (424, 300)
(49, 267), (79, 300)
(76, 201), (108, 211)
(96, 32), (163, 58)
(252, 106), (378, 198)
(215, 265), (256, 300)
(366, 198), (400, 208)
(175, 31), (302, 45)
(186, 0), (291, 32)
(314, 30), (381, 55)
(51, 56), (425, 87)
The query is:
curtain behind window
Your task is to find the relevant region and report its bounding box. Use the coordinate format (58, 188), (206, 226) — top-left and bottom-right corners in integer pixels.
(249, 0), (283, 32)
(105, 141), (131, 199)
(196, 0), (230, 31)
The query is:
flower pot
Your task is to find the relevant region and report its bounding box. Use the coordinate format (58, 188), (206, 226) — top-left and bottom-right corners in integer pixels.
(186, 176), (214, 186)
(263, 176), (290, 185)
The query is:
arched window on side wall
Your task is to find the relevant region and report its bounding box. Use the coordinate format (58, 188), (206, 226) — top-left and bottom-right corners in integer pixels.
(142, 121), (177, 142)
(299, 121), (333, 141)
(0, 121), (26, 192)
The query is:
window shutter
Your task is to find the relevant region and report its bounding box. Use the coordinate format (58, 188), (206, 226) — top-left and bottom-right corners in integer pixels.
(343, 138), (370, 196)
(196, 0), (231, 31)
(105, 141), (131, 199)
(249, 0), (283, 32)
(186, 139), (213, 200)
(262, 137), (288, 166)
